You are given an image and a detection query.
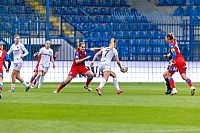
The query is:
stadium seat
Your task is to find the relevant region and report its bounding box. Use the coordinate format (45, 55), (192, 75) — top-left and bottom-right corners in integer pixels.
(173, 6), (184, 16)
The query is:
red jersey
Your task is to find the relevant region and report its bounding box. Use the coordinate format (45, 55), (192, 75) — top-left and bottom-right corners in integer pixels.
(169, 41), (186, 67)
(0, 48), (11, 74)
(71, 49), (88, 68)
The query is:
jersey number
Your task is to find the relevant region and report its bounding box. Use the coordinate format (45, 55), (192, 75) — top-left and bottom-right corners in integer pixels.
(105, 50), (109, 57)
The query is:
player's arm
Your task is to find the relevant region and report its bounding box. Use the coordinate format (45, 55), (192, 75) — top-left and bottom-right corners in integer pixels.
(53, 51), (59, 60)
(90, 49), (103, 66)
(51, 55), (55, 68)
(21, 45), (29, 58)
(5, 53), (11, 72)
(3, 61), (7, 69)
(163, 52), (171, 58)
(74, 52), (90, 64)
(89, 47), (103, 52)
(7, 46), (13, 55)
(115, 54), (123, 69)
(34, 51), (39, 57)
(169, 45), (176, 63)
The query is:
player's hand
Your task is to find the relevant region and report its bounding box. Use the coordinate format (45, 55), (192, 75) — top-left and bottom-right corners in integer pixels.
(90, 61), (94, 66)
(20, 55), (25, 59)
(33, 53), (37, 57)
(163, 55), (167, 58)
(6, 69), (9, 73)
(85, 56), (91, 60)
(55, 51), (59, 57)
(53, 64), (55, 69)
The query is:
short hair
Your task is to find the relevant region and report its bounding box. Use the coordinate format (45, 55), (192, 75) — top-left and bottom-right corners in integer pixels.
(0, 41), (4, 46)
(166, 33), (174, 40)
(14, 34), (20, 38)
(46, 40), (50, 44)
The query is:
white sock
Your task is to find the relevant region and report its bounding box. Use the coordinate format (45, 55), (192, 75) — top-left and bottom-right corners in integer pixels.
(39, 76), (44, 85)
(11, 84), (15, 90)
(35, 75), (41, 86)
(99, 79), (106, 89)
(22, 82), (28, 88)
(113, 78), (120, 90)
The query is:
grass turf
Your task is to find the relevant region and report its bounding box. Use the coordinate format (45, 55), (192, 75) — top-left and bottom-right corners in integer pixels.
(0, 82), (200, 133)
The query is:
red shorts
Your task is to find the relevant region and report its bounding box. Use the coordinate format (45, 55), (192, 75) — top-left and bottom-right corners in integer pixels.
(168, 62), (186, 75)
(68, 66), (89, 77)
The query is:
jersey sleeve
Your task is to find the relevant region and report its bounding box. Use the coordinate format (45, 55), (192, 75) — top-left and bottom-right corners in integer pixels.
(5, 53), (11, 69)
(7, 45), (13, 55)
(74, 51), (80, 60)
(113, 48), (118, 56)
(22, 44), (29, 56)
(85, 48), (91, 52)
(169, 44), (176, 60)
(38, 48), (43, 55)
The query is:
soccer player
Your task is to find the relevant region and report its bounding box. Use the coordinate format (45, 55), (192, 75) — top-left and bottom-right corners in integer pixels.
(29, 49), (59, 88)
(90, 38), (123, 96)
(163, 51), (172, 95)
(165, 33), (196, 95)
(0, 42), (11, 98)
(33, 40), (55, 89)
(7, 34), (30, 92)
(54, 42), (101, 93)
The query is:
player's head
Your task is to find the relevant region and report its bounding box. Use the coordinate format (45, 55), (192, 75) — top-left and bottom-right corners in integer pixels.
(78, 42), (85, 52)
(14, 34), (20, 44)
(109, 38), (117, 49)
(0, 41), (4, 49)
(165, 33), (175, 43)
(45, 40), (50, 49)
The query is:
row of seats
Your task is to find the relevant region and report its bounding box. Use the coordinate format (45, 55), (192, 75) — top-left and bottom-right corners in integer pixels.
(174, 6), (200, 16)
(48, 0), (128, 7)
(158, 0), (200, 6)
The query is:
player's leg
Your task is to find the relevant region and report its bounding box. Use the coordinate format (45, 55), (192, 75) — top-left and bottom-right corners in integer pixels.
(54, 67), (77, 93)
(83, 69), (94, 91)
(34, 65), (43, 88)
(16, 71), (30, 91)
(167, 70), (177, 95)
(8, 69), (17, 92)
(54, 76), (73, 93)
(110, 71), (123, 94)
(0, 76), (3, 98)
(38, 69), (47, 88)
(29, 70), (38, 87)
(163, 71), (172, 95)
(96, 71), (110, 96)
(180, 70), (196, 96)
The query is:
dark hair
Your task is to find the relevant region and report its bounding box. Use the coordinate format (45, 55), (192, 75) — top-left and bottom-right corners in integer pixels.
(166, 34), (174, 40)
(78, 42), (85, 47)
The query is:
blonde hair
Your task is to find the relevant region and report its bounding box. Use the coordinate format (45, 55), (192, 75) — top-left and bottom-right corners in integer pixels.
(109, 38), (115, 49)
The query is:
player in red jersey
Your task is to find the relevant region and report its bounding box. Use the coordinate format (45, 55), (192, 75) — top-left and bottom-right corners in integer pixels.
(0, 42), (11, 98)
(165, 33), (196, 95)
(54, 42), (101, 93)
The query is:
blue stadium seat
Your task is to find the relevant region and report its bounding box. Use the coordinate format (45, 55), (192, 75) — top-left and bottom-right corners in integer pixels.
(146, 31), (152, 38)
(130, 31), (137, 38)
(176, 0), (186, 6)
(95, 16), (103, 23)
(85, 7), (92, 14)
(93, 8), (100, 14)
(123, 32), (130, 38)
(113, 24), (120, 31)
(173, 6), (184, 16)
(103, 16), (111, 23)
(90, 24), (97, 31)
(97, 24), (104, 31)
(137, 31), (145, 38)
(105, 23), (112, 31)
(116, 31), (123, 38)
(194, 0), (200, 6)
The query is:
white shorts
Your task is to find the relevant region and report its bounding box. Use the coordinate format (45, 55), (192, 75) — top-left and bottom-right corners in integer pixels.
(39, 64), (49, 73)
(13, 62), (23, 71)
(99, 64), (111, 72)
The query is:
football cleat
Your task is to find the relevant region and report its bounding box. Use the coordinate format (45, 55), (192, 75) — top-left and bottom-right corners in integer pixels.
(117, 89), (123, 94)
(84, 85), (92, 92)
(8, 89), (14, 93)
(171, 88), (178, 95)
(96, 88), (102, 96)
(190, 86), (196, 96)
(165, 90), (171, 95)
(25, 85), (30, 92)
(53, 90), (58, 94)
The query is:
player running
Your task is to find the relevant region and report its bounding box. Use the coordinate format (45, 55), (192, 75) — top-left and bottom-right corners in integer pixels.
(29, 49), (59, 88)
(165, 33), (196, 95)
(7, 34), (30, 92)
(0, 42), (11, 98)
(90, 38), (124, 96)
(33, 40), (55, 89)
(54, 42), (101, 93)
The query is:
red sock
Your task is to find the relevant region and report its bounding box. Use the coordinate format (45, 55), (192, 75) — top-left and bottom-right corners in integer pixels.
(0, 87), (2, 91)
(186, 79), (192, 87)
(86, 78), (92, 86)
(169, 78), (175, 88)
(57, 81), (66, 92)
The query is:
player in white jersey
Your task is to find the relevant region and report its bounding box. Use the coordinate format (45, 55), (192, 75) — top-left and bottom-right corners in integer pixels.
(90, 38), (123, 95)
(34, 40), (55, 88)
(7, 34), (30, 92)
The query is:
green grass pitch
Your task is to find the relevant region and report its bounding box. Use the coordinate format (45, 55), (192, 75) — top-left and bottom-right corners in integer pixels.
(0, 82), (200, 133)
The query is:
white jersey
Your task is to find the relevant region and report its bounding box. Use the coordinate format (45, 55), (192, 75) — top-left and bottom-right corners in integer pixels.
(7, 43), (29, 63)
(100, 47), (118, 66)
(39, 47), (53, 67)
